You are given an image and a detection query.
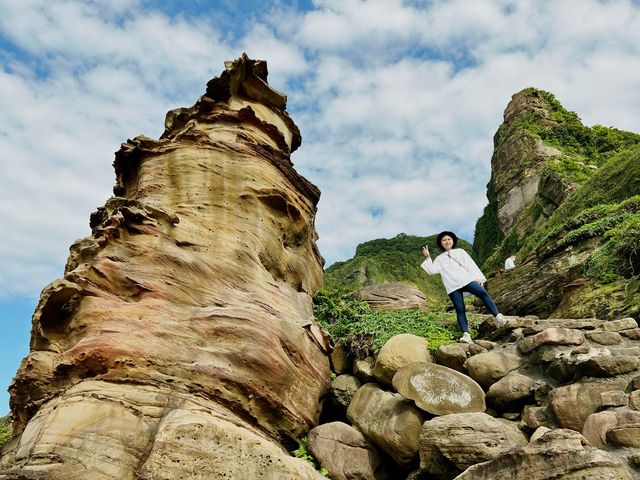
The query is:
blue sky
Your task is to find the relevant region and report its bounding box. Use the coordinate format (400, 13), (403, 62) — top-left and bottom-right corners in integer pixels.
(1, 0), (640, 415)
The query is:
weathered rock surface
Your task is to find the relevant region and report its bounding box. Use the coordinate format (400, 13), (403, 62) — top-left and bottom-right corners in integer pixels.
(419, 412), (526, 479)
(456, 429), (635, 479)
(549, 380), (628, 432)
(330, 374), (361, 409)
(1, 381), (326, 479)
(308, 422), (391, 480)
(486, 372), (537, 408)
(353, 283), (427, 311)
(582, 408), (640, 448)
(346, 383), (426, 468)
(392, 362), (486, 415)
(372, 333), (431, 386)
(1, 55), (329, 479)
(517, 327), (585, 354)
(463, 351), (523, 388)
(435, 344), (469, 372)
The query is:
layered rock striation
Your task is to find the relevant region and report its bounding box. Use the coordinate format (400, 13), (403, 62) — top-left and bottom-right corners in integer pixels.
(1, 54), (329, 479)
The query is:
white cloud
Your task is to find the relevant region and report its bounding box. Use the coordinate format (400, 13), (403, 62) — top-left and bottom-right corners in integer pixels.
(2, 0), (640, 302)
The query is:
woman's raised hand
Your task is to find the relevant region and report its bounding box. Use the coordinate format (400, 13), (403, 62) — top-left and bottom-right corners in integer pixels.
(422, 245), (430, 258)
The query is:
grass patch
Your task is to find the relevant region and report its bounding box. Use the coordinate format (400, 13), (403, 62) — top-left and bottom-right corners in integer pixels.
(292, 437), (329, 477)
(314, 290), (477, 358)
(0, 415), (11, 448)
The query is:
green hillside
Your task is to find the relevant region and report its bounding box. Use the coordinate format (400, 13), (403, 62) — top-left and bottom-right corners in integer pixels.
(476, 88), (640, 272)
(323, 233), (477, 306)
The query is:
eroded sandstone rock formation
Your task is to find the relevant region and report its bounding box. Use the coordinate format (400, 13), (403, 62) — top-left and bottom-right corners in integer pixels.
(0, 54), (329, 479)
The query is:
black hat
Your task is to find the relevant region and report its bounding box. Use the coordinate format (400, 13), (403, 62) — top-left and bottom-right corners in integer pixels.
(436, 231), (458, 251)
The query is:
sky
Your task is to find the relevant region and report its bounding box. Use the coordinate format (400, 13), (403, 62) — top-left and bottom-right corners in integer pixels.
(1, 0), (640, 415)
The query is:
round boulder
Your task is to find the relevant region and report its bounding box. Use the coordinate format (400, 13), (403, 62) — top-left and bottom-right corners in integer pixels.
(372, 334), (430, 386)
(392, 362), (485, 416)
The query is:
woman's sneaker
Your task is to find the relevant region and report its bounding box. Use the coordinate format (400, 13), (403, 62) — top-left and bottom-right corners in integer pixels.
(460, 332), (473, 343)
(496, 313), (507, 328)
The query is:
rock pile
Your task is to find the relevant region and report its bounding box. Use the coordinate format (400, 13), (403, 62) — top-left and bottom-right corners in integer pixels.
(312, 315), (640, 479)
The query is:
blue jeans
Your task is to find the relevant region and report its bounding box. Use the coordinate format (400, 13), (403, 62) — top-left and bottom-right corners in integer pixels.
(448, 281), (499, 333)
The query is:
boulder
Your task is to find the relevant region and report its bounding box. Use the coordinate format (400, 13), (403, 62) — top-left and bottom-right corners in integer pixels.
(549, 380), (627, 431)
(522, 406), (550, 430)
(581, 409), (640, 448)
(600, 390), (629, 408)
(331, 374), (361, 409)
(308, 422), (391, 480)
(486, 372), (537, 409)
(620, 328), (640, 340)
(419, 412), (527, 479)
(434, 344), (468, 372)
(353, 357), (375, 383)
(464, 351), (524, 388)
(517, 327), (585, 354)
(456, 429), (635, 479)
(603, 318), (638, 332)
(575, 355), (640, 378)
(331, 342), (352, 375)
(347, 383), (426, 468)
(353, 283), (428, 311)
(392, 362), (486, 416)
(585, 331), (623, 345)
(606, 424), (640, 447)
(372, 334), (431, 386)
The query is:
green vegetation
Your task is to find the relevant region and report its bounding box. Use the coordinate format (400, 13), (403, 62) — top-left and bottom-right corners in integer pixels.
(510, 143), (640, 285)
(495, 88), (640, 169)
(324, 233), (476, 306)
(0, 415), (11, 448)
(473, 182), (503, 266)
(477, 87), (640, 275)
(314, 290), (476, 358)
(292, 437), (329, 477)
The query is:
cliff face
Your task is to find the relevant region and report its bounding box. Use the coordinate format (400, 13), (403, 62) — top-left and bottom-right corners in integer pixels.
(1, 55), (329, 479)
(475, 88), (640, 319)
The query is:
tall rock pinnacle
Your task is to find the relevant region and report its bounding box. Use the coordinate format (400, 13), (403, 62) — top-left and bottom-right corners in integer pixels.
(1, 54), (330, 479)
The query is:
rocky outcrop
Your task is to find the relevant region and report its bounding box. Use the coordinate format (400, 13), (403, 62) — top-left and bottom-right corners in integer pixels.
(1, 55), (329, 479)
(419, 412), (527, 479)
(353, 283), (427, 311)
(456, 429), (635, 479)
(474, 88), (640, 320)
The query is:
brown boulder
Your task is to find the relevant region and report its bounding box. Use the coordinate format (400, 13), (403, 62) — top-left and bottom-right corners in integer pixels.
(372, 334), (431, 386)
(419, 412), (526, 478)
(347, 383), (426, 468)
(464, 351), (524, 388)
(308, 422), (391, 480)
(353, 283), (427, 311)
(392, 362), (486, 416)
(456, 429), (635, 479)
(549, 380), (627, 431)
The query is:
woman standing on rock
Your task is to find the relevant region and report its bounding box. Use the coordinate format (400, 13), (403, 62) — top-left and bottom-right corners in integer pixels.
(421, 231), (506, 343)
